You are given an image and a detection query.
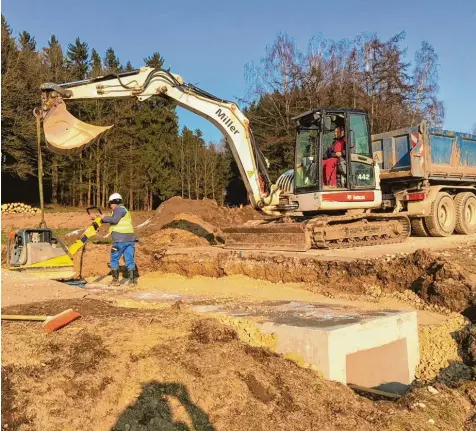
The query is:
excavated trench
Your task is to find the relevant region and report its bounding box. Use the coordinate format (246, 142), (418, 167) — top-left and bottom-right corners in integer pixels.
(143, 247), (476, 319)
(70, 236), (476, 319)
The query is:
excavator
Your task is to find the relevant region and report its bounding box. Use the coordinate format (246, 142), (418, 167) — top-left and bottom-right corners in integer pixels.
(38, 66), (411, 252)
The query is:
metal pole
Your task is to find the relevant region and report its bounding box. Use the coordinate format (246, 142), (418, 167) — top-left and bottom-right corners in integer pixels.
(34, 109), (47, 228)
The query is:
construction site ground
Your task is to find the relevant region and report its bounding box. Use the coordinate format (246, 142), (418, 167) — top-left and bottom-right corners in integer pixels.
(2, 197), (476, 430)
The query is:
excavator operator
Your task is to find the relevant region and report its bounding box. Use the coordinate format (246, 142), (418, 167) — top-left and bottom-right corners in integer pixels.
(323, 125), (346, 187)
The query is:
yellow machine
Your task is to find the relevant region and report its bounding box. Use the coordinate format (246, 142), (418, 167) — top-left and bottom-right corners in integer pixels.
(7, 207), (103, 280)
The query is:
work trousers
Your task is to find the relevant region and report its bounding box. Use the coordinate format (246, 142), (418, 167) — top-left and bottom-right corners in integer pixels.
(110, 241), (136, 270)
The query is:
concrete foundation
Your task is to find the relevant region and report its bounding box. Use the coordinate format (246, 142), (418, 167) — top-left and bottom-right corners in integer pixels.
(257, 302), (419, 393)
(101, 287), (419, 393)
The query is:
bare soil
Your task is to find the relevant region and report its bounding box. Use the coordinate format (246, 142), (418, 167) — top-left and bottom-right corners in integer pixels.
(2, 210), (152, 232)
(1, 270), (87, 307)
(2, 199), (475, 318)
(66, 239), (476, 320)
(2, 298), (475, 431)
(3, 200), (476, 430)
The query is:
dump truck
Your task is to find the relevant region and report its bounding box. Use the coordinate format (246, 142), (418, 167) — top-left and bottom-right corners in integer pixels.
(372, 122), (476, 236)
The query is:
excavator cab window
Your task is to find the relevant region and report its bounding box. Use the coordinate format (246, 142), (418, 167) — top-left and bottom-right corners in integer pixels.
(295, 128), (319, 190)
(348, 114), (375, 189)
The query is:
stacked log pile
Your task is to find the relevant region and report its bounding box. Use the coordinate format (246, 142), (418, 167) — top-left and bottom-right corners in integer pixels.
(1, 203), (40, 214)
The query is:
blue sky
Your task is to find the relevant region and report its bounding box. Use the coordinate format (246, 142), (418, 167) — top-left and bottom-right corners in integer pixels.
(3, 0), (475, 142)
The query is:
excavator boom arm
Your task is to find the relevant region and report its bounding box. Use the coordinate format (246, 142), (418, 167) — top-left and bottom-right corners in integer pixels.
(40, 67), (279, 211)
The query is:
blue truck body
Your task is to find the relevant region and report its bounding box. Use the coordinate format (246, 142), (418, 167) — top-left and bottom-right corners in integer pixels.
(372, 122), (476, 183)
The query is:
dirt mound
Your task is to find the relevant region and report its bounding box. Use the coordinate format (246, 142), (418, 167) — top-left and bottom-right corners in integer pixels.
(2, 298), (475, 431)
(149, 228), (211, 248)
(412, 252), (476, 314)
(190, 318), (238, 343)
(416, 314), (471, 383)
(457, 324), (476, 366)
(145, 212), (226, 247)
(140, 197), (263, 232)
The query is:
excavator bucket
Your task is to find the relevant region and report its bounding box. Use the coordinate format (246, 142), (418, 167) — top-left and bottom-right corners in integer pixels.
(43, 101), (113, 154)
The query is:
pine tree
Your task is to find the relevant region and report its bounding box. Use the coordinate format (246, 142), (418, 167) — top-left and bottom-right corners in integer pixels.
(2, 19), (44, 180)
(144, 52), (164, 69)
(43, 34), (69, 203)
(90, 48), (103, 78)
(66, 37), (89, 79)
(18, 30), (36, 51)
(104, 47), (120, 73)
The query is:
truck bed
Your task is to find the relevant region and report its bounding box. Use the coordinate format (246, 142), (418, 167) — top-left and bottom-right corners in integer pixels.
(371, 122), (476, 183)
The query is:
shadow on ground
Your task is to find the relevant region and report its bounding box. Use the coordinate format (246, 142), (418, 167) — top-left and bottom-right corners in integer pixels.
(164, 220), (224, 245)
(111, 381), (215, 431)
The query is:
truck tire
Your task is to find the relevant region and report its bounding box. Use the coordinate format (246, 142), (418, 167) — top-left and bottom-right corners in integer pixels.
(411, 218), (430, 237)
(454, 192), (476, 235)
(424, 192), (456, 237)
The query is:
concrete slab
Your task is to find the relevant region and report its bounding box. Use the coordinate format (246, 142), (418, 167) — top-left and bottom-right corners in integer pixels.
(254, 302), (419, 393)
(112, 288), (419, 393)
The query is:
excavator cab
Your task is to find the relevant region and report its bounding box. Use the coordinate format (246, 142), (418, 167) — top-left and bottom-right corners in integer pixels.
(292, 109), (377, 210)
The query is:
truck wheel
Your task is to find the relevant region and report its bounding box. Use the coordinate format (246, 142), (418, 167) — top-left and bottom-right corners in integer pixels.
(454, 192), (476, 235)
(424, 192), (456, 236)
(411, 218), (429, 237)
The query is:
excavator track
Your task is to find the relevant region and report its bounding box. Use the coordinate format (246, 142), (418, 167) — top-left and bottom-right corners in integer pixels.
(223, 214), (411, 251)
(306, 213), (411, 249)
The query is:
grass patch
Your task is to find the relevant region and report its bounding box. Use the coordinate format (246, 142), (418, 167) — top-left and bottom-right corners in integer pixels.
(53, 228), (80, 238)
(44, 206), (85, 213)
(1, 231), (10, 244)
(90, 238), (112, 244)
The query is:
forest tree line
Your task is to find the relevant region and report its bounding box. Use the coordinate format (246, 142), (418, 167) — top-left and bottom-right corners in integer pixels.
(2, 16), (450, 208)
(1, 15), (230, 209)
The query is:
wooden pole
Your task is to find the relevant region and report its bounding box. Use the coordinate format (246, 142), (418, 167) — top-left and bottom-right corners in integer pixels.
(35, 109), (47, 228)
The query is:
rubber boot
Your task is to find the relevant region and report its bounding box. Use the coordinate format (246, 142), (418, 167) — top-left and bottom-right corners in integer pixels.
(110, 269), (120, 286)
(124, 268), (137, 287)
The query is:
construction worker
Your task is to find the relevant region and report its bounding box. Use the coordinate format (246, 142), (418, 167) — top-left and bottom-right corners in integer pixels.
(94, 193), (137, 286)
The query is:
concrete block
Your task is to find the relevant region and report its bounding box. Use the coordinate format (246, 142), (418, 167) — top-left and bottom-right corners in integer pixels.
(258, 302), (419, 393)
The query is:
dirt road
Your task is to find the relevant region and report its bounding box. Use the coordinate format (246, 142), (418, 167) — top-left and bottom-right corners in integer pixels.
(165, 233), (476, 261)
(1, 271), (86, 307)
(1, 210), (152, 232)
